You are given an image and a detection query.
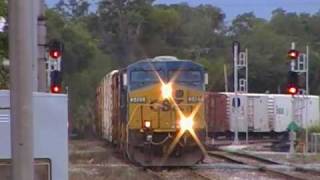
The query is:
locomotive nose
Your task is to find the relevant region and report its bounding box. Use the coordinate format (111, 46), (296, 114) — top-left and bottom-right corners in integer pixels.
(161, 83), (173, 99)
(175, 89), (184, 98)
(179, 117), (194, 131)
(161, 99), (171, 111)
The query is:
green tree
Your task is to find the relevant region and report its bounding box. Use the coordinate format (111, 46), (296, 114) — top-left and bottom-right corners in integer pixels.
(95, 0), (154, 64)
(0, 0), (8, 88)
(46, 9), (114, 134)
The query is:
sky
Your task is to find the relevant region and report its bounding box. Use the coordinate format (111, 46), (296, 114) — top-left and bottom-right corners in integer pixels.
(46, 0), (320, 21)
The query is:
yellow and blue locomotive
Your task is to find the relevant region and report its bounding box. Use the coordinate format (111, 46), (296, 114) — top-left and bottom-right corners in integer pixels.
(96, 56), (208, 166)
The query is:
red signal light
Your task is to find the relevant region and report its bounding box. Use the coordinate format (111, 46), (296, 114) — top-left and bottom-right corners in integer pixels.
(50, 70), (62, 94)
(288, 50), (299, 60)
(288, 87), (297, 94)
(49, 50), (61, 59)
(287, 85), (298, 95)
(51, 84), (62, 93)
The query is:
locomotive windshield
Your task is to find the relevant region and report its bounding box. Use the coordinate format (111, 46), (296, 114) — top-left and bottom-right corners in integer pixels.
(169, 70), (202, 82)
(128, 60), (205, 90)
(131, 70), (164, 82)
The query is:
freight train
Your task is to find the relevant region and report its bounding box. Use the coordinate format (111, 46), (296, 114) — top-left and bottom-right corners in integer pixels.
(96, 56), (208, 166)
(205, 92), (320, 138)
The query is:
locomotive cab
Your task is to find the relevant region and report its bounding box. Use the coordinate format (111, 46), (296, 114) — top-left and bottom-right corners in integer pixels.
(124, 56), (207, 166)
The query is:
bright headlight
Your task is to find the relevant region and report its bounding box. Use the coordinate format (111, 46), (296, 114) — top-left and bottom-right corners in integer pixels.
(144, 120), (151, 128)
(180, 117), (194, 131)
(161, 83), (172, 99)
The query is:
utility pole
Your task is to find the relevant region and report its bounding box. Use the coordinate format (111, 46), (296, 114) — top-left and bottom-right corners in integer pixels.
(233, 41), (240, 145)
(37, 0), (48, 92)
(31, 0), (39, 91)
(305, 45), (310, 153)
(9, 0), (35, 179)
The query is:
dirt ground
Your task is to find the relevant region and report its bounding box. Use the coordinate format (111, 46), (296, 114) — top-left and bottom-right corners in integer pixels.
(69, 139), (320, 180)
(69, 139), (160, 180)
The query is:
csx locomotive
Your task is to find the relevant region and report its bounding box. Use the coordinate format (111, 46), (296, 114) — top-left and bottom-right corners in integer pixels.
(96, 56), (208, 166)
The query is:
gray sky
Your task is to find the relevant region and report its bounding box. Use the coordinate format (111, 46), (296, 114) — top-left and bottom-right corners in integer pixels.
(47, 0), (320, 21)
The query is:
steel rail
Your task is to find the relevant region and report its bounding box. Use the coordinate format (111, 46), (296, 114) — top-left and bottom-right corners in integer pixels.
(207, 151), (319, 180)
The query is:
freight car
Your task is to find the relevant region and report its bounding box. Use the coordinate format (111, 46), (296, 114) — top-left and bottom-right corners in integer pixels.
(96, 56), (208, 166)
(206, 92), (320, 137)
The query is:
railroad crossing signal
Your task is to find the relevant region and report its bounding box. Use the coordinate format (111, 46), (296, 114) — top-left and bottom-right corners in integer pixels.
(47, 40), (63, 93)
(287, 71), (299, 95)
(49, 49), (61, 59)
(48, 40), (63, 60)
(288, 49), (299, 60)
(287, 43), (301, 95)
(286, 42), (310, 153)
(50, 70), (62, 93)
(287, 85), (298, 95)
(288, 71), (298, 84)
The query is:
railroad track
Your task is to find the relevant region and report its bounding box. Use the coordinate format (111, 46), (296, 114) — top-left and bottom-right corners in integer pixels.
(140, 149), (320, 180)
(207, 150), (320, 180)
(207, 151), (279, 166)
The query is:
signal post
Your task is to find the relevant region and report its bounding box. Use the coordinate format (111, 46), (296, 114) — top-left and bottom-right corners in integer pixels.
(232, 41), (249, 145)
(233, 42), (240, 145)
(287, 42), (310, 153)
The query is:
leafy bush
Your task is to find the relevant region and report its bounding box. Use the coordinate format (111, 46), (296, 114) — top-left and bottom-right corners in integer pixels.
(308, 124), (320, 134)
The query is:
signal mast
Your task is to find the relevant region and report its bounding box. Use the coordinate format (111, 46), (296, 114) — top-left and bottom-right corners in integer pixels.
(47, 40), (63, 93)
(287, 42), (310, 153)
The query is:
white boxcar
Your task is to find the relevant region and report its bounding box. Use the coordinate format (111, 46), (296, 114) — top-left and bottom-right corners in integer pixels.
(306, 96), (320, 126)
(220, 92), (320, 133)
(222, 92), (248, 132)
(224, 93), (271, 132)
(248, 95), (270, 132)
(0, 90), (68, 180)
(272, 94), (293, 132)
(273, 95), (320, 132)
